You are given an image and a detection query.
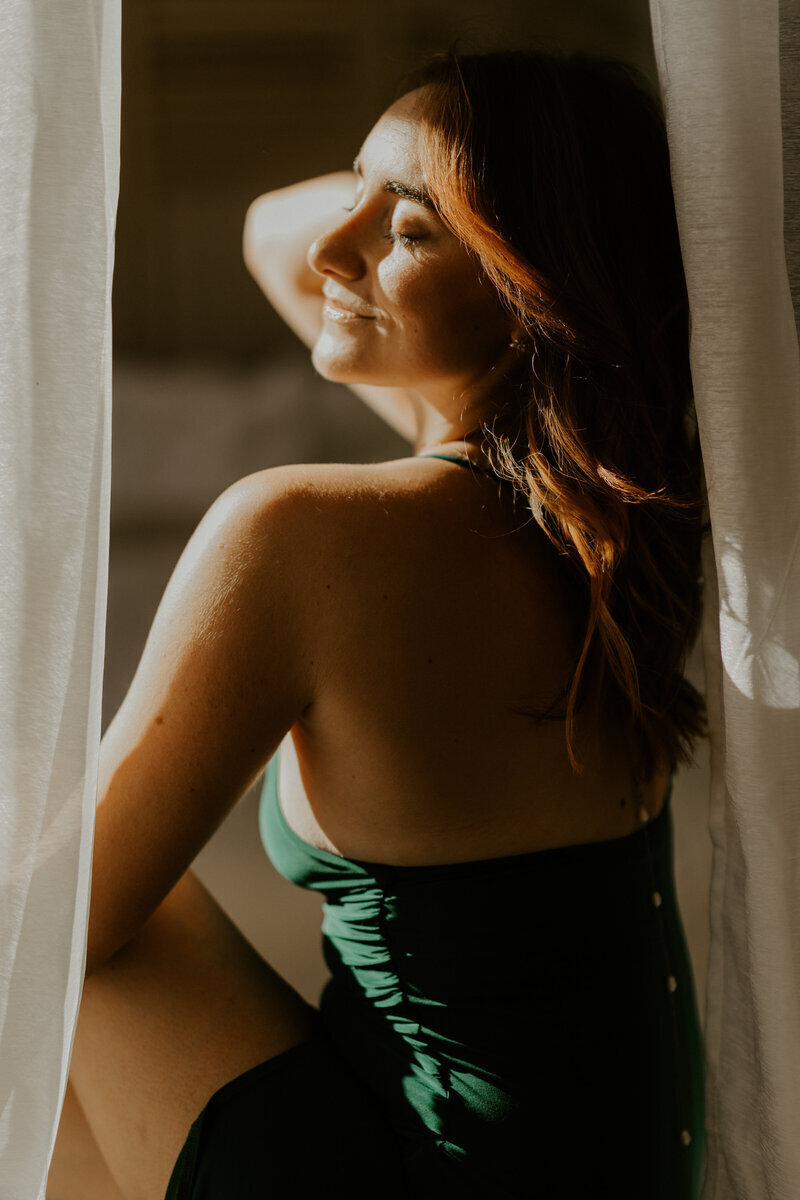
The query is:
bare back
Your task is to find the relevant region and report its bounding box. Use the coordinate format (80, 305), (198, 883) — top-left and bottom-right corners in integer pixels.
(274, 454), (670, 866)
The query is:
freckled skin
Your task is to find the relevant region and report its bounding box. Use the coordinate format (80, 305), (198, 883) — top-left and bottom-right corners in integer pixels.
(307, 90), (520, 433)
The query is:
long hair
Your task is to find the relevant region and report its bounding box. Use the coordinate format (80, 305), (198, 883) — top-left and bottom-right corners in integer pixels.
(399, 48), (707, 784)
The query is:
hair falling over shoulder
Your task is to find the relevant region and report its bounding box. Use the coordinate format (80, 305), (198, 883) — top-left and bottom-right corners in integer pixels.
(400, 46), (708, 784)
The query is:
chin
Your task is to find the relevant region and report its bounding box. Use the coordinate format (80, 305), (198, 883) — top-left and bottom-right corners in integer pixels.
(311, 339), (390, 387)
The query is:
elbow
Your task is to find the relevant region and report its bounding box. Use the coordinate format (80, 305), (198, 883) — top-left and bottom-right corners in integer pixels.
(242, 195), (276, 272)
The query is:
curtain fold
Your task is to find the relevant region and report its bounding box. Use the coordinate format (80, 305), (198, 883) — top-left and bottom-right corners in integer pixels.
(3, 1), (799, 1196)
(648, 1), (800, 1196)
(0, 1), (119, 1195)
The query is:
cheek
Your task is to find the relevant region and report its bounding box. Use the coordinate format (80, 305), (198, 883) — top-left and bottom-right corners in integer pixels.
(381, 258), (509, 368)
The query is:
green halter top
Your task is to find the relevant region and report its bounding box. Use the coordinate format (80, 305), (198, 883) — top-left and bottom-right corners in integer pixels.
(258, 746), (704, 1197)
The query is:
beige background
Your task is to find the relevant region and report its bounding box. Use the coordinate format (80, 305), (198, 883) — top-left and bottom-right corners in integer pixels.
(107, 0), (712, 1017)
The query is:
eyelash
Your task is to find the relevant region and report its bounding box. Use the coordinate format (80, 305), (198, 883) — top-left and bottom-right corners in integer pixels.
(340, 205), (422, 248)
(385, 230), (422, 248)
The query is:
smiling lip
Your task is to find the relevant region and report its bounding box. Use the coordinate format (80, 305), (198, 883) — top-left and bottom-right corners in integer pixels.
(321, 295), (376, 320)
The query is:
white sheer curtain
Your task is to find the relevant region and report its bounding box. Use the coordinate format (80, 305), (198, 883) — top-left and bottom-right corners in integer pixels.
(649, 1), (800, 1196)
(3, 0), (799, 1197)
(0, 0), (119, 1196)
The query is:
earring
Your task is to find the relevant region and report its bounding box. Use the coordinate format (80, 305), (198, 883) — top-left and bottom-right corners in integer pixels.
(509, 336), (530, 352)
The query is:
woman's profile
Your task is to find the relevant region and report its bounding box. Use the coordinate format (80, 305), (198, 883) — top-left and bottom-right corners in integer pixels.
(50, 46), (707, 1200)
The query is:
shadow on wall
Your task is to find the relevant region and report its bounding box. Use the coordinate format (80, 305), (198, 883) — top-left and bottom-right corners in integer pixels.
(105, 353), (713, 1017)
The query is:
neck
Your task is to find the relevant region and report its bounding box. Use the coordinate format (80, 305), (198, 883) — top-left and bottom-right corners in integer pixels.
(407, 343), (531, 455)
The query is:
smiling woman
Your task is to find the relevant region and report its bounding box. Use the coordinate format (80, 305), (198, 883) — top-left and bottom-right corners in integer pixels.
(53, 46), (706, 1200)
(308, 100), (519, 408)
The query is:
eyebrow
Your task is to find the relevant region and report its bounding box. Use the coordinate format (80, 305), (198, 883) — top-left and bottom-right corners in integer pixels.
(352, 156), (435, 211)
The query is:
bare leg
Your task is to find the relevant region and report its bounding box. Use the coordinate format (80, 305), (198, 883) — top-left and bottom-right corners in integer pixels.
(67, 870), (318, 1200)
(47, 1081), (126, 1200)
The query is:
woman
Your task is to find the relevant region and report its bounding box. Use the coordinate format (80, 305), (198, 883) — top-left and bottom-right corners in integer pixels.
(52, 47), (706, 1200)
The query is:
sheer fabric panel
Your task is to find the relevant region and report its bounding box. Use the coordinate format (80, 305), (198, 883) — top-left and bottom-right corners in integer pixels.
(0, 0), (119, 1195)
(648, 1), (800, 1196)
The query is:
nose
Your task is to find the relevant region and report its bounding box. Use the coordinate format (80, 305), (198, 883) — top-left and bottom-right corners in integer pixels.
(307, 211), (366, 282)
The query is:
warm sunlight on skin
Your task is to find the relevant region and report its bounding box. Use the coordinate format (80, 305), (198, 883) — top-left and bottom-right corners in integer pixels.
(307, 88), (523, 441)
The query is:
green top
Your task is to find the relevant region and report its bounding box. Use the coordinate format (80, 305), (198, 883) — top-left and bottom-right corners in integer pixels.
(259, 753), (705, 1196)
(414, 450), (511, 483)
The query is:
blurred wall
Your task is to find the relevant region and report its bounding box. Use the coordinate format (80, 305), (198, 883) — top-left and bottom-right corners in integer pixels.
(106, 0), (712, 1015)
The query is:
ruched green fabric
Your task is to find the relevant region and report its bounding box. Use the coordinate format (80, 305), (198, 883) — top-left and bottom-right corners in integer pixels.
(255, 751), (706, 1198)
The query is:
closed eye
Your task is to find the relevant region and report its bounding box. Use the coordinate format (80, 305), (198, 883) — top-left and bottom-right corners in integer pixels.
(385, 229), (423, 247)
(340, 204), (424, 247)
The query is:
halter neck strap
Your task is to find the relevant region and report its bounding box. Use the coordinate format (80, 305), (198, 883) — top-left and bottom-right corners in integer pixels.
(415, 452), (511, 485)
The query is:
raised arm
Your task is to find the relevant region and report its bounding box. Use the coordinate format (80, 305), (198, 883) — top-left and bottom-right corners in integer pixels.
(242, 173), (417, 443)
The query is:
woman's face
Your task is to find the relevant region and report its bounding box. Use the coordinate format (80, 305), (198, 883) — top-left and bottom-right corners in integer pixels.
(308, 89), (516, 403)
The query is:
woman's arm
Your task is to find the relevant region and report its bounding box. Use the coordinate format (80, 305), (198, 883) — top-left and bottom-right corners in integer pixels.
(86, 469), (315, 977)
(242, 173), (417, 443)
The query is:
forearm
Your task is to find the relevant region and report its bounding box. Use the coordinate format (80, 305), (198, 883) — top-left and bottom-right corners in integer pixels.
(243, 171), (357, 298)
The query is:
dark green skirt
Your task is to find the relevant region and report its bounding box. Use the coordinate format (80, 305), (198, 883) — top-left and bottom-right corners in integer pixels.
(165, 989), (704, 1199)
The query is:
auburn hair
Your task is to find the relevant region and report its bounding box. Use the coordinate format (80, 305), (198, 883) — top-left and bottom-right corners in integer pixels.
(398, 47), (708, 784)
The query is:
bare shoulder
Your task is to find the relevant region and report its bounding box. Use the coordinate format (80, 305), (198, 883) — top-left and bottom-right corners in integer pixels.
(226, 456), (497, 593)
(229, 457), (438, 531)
(230, 456), (563, 599)
(219, 458), (413, 568)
